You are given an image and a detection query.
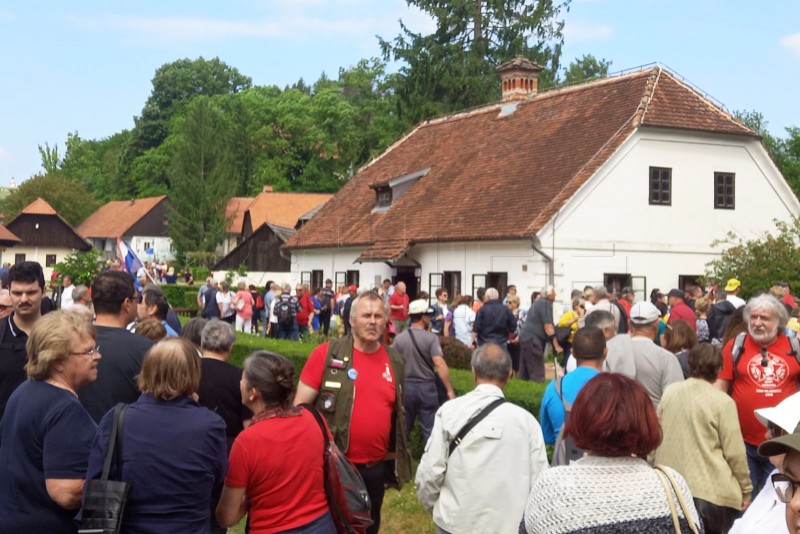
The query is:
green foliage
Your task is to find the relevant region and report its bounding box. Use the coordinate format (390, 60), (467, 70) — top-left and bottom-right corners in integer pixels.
(1, 174), (101, 226)
(440, 336), (473, 369)
(705, 218), (800, 299)
(60, 131), (130, 201)
(53, 250), (103, 286)
(38, 142), (62, 174)
(379, 0), (570, 123)
(160, 285), (200, 308)
(185, 252), (217, 270)
(167, 97), (235, 257)
(563, 54), (612, 85)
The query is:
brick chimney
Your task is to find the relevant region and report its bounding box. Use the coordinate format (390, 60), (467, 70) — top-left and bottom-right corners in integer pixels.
(262, 185), (273, 193)
(496, 57), (544, 102)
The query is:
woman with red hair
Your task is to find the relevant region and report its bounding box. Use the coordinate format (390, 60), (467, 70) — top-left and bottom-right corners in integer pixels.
(524, 373), (703, 533)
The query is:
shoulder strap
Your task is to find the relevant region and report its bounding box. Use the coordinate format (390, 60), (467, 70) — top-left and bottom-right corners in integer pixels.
(732, 332), (747, 378)
(449, 398), (505, 455)
(789, 335), (800, 364)
(101, 403), (128, 482)
(554, 375), (571, 411)
(654, 465), (700, 534)
(300, 403), (331, 446)
(408, 329), (436, 374)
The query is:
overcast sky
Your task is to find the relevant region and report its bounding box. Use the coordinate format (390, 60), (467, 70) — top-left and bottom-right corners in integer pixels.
(1, 0), (798, 185)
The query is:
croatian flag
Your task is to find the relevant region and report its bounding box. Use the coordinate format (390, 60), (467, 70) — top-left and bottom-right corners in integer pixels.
(117, 238), (144, 290)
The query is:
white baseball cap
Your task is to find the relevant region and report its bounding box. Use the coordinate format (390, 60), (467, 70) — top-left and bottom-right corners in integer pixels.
(755, 391), (800, 434)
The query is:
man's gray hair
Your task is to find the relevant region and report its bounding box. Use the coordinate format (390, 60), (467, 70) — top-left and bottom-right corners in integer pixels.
(349, 291), (389, 319)
(584, 310), (616, 331)
(484, 288), (500, 301)
(283, 283), (292, 292)
(593, 286), (608, 300)
(543, 285), (555, 295)
(72, 285), (89, 303)
(745, 294), (789, 329)
(201, 320), (236, 353)
(471, 343), (512, 381)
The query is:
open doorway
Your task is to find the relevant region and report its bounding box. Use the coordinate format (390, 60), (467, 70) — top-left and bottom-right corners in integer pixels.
(394, 267), (420, 299)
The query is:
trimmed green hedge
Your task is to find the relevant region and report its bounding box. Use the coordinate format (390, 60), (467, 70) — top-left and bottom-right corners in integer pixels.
(160, 285), (201, 308)
(228, 332), (547, 417)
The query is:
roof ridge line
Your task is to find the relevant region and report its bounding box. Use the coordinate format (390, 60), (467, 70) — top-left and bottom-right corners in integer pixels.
(636, 66), (662, 126)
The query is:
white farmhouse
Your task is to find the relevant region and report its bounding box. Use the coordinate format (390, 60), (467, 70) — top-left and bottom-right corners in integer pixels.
(285, 61), (800, 303)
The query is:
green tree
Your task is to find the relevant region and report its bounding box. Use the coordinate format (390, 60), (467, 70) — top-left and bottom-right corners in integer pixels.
(705, 218), (800, 299)
(119, 57), (251, 195)
(563, 54), (611, 85)
(38, 142), (62, 174)
(1, 174), (100, 226)
(379, 0), (570, 123)
(60, 131), (131, 201)
(53, 249), (103, 285)
(167, 97), (235, 260)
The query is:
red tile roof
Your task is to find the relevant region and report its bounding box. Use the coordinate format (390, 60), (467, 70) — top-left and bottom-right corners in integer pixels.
(246, 191), (333, 230)
(21, 198), (57, 215)
(78, 196), (167, 239)
(0, 223), (21, 244)
(225, 197), (254, 235)
(286, 67), (755, 257)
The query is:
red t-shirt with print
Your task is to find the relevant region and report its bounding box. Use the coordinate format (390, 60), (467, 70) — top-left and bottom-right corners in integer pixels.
(718, 334), (800, 446)
(225, 410), (328, 532)
(300, 342), (396, 463)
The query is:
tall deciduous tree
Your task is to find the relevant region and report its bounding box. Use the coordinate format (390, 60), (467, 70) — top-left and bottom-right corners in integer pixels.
(1, 174), (100, 226)
(119, 57), (251, 196)
(167, 97), (235, 259)
(563, 54), (611, 84)
(379, 0), (570, 123)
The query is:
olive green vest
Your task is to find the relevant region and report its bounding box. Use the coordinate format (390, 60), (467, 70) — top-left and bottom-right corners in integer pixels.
(313, 335), (411, 487)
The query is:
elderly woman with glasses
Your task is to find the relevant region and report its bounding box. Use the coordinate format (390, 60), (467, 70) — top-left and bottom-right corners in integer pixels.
(84, 338), (227, 534)
(0, 310), (99, 533)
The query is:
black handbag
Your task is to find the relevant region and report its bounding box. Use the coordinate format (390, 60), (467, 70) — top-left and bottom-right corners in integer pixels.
(79, 403), (130, 534)
(408, 329), (449, 405)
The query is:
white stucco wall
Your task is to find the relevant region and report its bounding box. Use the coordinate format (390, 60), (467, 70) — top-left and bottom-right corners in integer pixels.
(129, 236), (175, 262)
(2, 246), (75, 280)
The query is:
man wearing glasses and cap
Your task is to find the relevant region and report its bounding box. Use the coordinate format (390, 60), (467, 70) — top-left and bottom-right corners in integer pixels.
(729, 392), (800, 533)
(754, 392), (800, 534)
(716, 294), (800, 495)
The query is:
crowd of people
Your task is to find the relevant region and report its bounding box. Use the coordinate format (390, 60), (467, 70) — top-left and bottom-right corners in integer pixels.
(5, 259), (800, 533)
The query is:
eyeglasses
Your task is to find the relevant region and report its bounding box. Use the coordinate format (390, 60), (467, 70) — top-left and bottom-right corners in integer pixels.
(761, 348), (769, 368)
(773, 473), (800, 503)
(73, 346), (100, 358)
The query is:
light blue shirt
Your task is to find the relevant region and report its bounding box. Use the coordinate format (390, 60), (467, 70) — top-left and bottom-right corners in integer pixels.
(540, 366), (600, 445)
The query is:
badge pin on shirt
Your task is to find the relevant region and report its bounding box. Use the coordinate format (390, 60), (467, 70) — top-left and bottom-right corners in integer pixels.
(382, 363), (393, 383)
(348, 368), (358, 381)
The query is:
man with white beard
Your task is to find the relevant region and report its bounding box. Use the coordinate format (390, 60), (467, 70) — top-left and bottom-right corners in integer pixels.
(715, 293), (800, 494)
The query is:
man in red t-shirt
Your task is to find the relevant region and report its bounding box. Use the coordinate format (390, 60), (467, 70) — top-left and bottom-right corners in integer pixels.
(295, 284), (315, 336)
(389, 281), (410, 334)
(295, 291), (407, 533)
(715, 294), (800, 493)
(667, 289), (696, 332)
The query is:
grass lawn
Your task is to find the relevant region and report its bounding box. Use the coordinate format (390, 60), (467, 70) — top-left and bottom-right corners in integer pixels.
(188, 326), (547, 533)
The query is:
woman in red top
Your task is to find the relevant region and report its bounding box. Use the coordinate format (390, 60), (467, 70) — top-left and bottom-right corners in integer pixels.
(216, 351), (334, 533)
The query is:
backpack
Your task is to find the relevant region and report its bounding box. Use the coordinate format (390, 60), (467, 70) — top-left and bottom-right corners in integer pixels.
(707, 300), (736, 341)
(731, 332), (800, 379)
(255, 293), (264, 310)
(551, 375), (586, 466)
(277, 298), (296, 327)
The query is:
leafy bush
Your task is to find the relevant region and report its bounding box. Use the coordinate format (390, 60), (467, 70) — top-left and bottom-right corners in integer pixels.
(160, 285), (201, 308)
(440, 336), (472, 370)
(705, 218), (800, 299)
(53, 249), (103, 285)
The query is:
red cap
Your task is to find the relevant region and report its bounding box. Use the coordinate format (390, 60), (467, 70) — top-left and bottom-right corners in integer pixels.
(348, 285), (357, 292)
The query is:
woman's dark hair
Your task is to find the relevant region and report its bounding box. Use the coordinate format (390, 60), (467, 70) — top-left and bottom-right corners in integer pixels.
(181, 317), (208, 349)
(688, 343), (722, 382)
(242, 351), (296, 410)
(565, 374), (662, 458)
(721, 306), (747, 347)
(663, 320), (697, 354)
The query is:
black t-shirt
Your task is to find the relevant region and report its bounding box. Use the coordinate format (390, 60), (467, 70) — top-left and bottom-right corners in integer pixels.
(197, 358), (252, 451)
(0, 316), (29, 421)
(78, 326), (154, 423)
(0, 380), (97, 531)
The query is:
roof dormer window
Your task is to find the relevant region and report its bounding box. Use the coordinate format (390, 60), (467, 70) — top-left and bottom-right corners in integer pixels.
(370, 167), (431, 212)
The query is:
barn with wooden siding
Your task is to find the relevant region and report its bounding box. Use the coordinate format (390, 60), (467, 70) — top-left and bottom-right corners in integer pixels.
(5, 198), (91, 278)
(214, 223), (294, 272)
